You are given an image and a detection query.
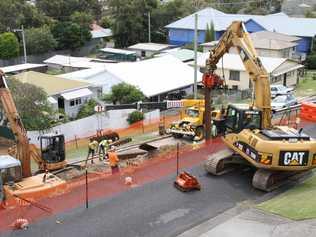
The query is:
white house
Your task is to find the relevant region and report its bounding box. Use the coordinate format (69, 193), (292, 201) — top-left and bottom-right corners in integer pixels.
(194, 53), (304, 90)
(61, 55), (203, 101)
(44, 55), (112, 72)
(128, 43), (173, 58)
(12, 71), (100, 118)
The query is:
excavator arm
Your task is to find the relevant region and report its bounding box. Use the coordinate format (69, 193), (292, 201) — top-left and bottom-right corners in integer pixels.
(0, 70), (32, 177)
(205, 21), (272, 129)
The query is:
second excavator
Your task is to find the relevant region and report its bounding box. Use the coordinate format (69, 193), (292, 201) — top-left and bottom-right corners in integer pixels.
(203, 21), (316, 191)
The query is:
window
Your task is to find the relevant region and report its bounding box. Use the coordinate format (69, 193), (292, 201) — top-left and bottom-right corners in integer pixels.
(232, 85), (239, 90)
(70, 98), (82, 107)
(229, 70), (240, 81)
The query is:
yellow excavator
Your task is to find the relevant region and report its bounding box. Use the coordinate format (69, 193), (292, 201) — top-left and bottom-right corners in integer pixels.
(203, 21), (316, 191)
(0, 70), (66, 206)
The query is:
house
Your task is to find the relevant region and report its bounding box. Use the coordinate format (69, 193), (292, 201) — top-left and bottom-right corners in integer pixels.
(12, 71), (100, 118)
(44, 55), (113, 72)
(249, 31), (301, 59)
(165, 7), (316, 55)
(202, 32), (302, 60)
(1, 63), (47, 75)
(89, 22), (114, 49)
(90, 22), (113, 40)
(128, 43), (173, 58)
(98, 48), (137, 62)
(193, 53), (304, 90)
(61, 55), (203, 101)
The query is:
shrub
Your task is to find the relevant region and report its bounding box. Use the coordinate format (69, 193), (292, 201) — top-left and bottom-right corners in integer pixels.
(127, 111), (144, 125)
(0, 32), (19, 59)
(76, 99), (97, 119)
(306, 54), (316, 70)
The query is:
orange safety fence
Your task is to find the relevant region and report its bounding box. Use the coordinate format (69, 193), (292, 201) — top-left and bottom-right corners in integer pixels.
(0, 138), (225, 232)
(300, 102), (316, 122)
(65, 112), (181, 151)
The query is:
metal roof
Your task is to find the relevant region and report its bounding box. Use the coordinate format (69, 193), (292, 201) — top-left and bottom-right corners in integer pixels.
(104, 55), (203, 97)
(62, 55), (203, 97)
(0, 155), (21, 169)
(1, 63), (47, 73)
(91, 28), (112, 39)
(251, 38), (298, 50)
(167, 49), (202, 62)
(99, 48), (136, 55)
(128, 43), (171, 52)
(61, 88), (92, 100)
(44, 55), (110, 69)
(250, 31), (301, 42)
(13, 71), (91, 96)
(193, 53), (288, 73)
(166, 7), (316, 37)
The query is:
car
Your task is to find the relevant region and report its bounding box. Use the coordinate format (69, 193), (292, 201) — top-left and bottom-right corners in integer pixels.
(271, 94), (298, 112)
(270, 85), (294, 98)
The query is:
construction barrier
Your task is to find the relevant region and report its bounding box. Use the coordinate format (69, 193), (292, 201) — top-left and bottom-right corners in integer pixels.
(300, 102), (316, 122)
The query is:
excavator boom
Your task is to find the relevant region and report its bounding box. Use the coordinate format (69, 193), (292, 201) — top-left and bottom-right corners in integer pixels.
(205, 21), (272, 129)
(0, 70), (31, 177)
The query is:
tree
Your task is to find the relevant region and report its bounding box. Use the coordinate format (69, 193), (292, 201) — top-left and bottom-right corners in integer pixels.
(204, 21), (215, 42)
(0, 0), (49, 33)
(0, 32), (19, 59)
(51, 21), (92, 50)
(306, 54), (316, 70)
(76, 99), (97, 119)
(36, 0), (102, 21)
(100, 16), (112, 29)
(7, 78), (54, 130)
(108, 0), (158, 47)
(70, 11), (94, 28)
(104, 83), (145, 104)
(25, 26), (57, 55)
(151, 0), (195, 42)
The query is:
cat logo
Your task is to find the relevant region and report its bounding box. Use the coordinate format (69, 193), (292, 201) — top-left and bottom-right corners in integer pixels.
(280, 151), (309, 166)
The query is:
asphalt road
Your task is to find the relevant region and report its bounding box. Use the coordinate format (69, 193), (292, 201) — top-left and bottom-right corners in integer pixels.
(3, 123), (315, 237)
(1, 165), (263, 237)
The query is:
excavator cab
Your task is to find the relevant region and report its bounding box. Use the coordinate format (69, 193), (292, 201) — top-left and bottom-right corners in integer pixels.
(224, 104), (262, 133)
(40, 134), (65, 164)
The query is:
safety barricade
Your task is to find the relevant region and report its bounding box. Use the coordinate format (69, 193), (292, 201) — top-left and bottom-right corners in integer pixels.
(300, 101), (316, 122)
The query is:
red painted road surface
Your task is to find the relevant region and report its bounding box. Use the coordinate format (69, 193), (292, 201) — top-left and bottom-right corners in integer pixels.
(0, 138), (225, 232)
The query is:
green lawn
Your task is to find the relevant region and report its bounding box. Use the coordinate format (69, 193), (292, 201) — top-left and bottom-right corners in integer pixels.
(257, 174), (316, 220)
(296, 71), (316, 97)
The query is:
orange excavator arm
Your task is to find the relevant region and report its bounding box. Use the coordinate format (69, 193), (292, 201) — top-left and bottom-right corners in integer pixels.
(0, 70), (32, 177)
(204, 21), (272, 129)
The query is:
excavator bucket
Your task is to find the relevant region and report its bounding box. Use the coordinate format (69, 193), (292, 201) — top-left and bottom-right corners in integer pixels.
(174, 171), (201, 192)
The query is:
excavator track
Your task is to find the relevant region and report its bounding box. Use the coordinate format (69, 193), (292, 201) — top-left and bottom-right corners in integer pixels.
(252, 169), (313, 192)
(204, 148), (236, 175)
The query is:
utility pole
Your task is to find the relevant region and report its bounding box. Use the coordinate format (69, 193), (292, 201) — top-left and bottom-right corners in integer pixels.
(148, 12), (151, 43)
(13, 25), (27, 64)
(194, 14), (198, 99)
